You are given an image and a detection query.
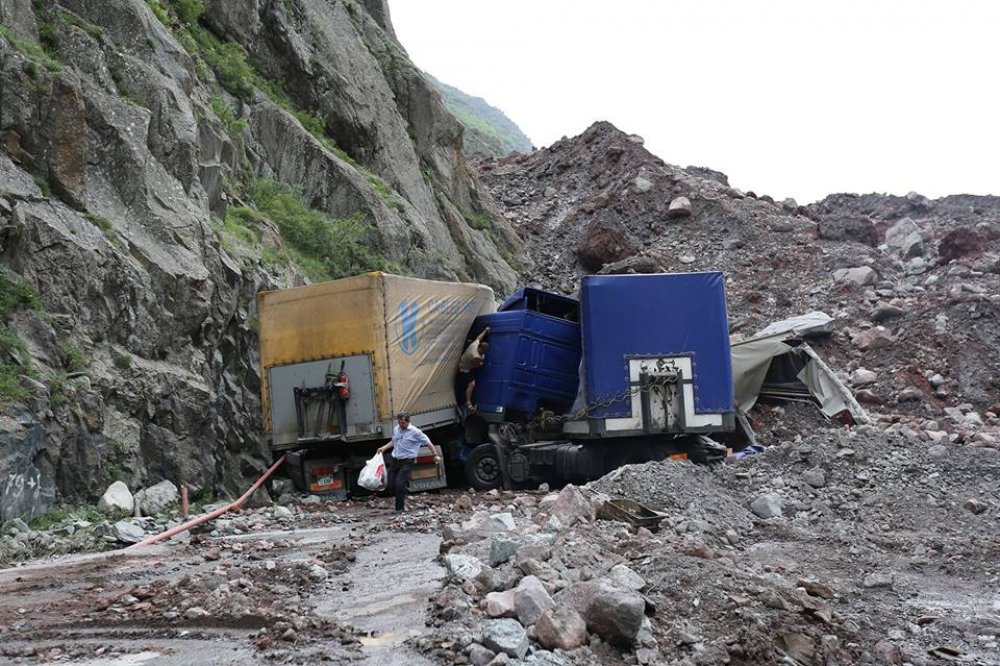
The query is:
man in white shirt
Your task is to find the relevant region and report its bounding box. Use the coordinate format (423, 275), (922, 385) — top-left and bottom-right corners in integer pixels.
(377, 412), (440, 512)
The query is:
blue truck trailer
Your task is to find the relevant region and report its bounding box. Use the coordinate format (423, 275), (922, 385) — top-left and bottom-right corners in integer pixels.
(462, 272), (736, 490)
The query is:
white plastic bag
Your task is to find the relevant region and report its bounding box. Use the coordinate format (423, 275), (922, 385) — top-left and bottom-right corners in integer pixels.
(358, 452), (386, 491)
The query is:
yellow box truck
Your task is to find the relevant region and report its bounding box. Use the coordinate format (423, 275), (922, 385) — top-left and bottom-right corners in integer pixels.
(258, 272), (495, 495)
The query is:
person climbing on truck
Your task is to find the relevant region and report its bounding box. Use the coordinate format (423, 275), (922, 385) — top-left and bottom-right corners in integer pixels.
(455, 326), (490, 416)
(377, 412), (440, 512)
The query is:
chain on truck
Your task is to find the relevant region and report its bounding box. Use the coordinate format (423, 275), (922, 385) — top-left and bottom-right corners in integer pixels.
(257, 271), (737, 497)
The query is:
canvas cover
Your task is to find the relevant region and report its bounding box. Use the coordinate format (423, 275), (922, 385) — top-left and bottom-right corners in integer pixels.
(382, 274), (495, 416)
(258, 273), (495, 435)
(731, 333), (870, 423)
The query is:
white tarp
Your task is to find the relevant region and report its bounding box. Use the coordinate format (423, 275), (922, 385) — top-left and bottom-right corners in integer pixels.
(731, 333), (870, 424)
(755, 311), (834, 339)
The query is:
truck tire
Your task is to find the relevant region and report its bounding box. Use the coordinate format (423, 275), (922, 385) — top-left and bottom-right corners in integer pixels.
(465, 444), (503, 491)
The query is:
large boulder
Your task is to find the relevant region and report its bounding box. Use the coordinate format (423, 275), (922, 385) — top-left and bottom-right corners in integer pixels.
(134, 480), (179, 516)
(113, 520), (146, 544)
(513, 575), (553, 625)
(483, 589), (516, 618)
(575, 220), (637, 272)
(444, 511), (516, 543)
(535, 604), (588, 651)
(560, 580), (645, 647)
(750, 493), (784, 519)
(884, 218), (924, 257)
(0, 415), (54, 523)
(98, 481), (134, 515)
(667, 196), (693, 218)
(833, 266), (877, 287)
(548, 484), (595, 526)
(443, 553), (484, 584)
(481, 618), (529, 659)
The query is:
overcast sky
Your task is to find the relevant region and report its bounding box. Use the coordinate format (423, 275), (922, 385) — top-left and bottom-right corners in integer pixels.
(388, 1), (1000, 204)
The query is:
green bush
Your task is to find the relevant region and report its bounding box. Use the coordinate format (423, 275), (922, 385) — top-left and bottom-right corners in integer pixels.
(243, 178), (395, 281)
(170, 0), (204, 25)
(113, 353), (132, 369)
(0, 327), (29, 401)
(465, 212), (493, 231)
(0, 272), (41, 319)
(195, 30), (256, 99)
(60, 10), (104, 39)
(209, 94), (247, 135)
(32, 175), (52, 197)
(144, 0), (170, 26)
(57, 340), (86, 372)
(0, 19), (62, 72)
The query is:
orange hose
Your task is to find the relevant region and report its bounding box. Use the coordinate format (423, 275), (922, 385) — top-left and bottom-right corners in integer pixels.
(125, 454), (287, 551)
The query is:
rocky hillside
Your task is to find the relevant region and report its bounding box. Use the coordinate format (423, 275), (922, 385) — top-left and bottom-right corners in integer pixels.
(477, 121), (1000, 438)
(429, 75), (533, 158)
(0, 0), (524, 522)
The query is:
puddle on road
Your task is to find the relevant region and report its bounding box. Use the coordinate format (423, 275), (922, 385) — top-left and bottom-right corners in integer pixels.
(314, 530), (444, 666)
(73, 651), (162, 666)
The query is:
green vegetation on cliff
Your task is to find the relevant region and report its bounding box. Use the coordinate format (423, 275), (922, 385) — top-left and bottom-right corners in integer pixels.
(222, 179), (398, 283)
(429, 76), (532, 158)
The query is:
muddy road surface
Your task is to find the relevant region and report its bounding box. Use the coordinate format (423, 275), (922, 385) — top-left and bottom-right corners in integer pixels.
(0, 500), (448, 665)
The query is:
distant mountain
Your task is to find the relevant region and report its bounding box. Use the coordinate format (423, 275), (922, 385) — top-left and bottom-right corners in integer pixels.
(430, 76), (533, 158)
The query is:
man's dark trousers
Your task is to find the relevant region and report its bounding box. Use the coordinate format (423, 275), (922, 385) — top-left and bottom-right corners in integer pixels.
(385, 455), (415, 511)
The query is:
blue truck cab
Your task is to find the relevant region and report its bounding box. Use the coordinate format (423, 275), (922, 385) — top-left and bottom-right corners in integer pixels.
(467, 288), (582, 421)
(461, 272), (736, 490)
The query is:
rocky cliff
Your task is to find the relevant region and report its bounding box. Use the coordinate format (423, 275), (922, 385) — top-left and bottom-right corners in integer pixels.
(0, 0), (523, 521)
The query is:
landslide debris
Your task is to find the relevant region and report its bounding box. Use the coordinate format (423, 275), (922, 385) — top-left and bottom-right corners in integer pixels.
(477, 121), (1000, 430)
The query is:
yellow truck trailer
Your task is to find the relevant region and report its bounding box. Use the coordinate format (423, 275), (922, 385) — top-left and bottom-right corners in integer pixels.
(258, 272), (495, 495)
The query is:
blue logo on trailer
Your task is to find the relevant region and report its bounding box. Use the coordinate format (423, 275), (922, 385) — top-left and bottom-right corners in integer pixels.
(397, 300), (420, 355)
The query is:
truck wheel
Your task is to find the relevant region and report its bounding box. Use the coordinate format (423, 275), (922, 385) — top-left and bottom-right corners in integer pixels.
(465, 444), (503, 491)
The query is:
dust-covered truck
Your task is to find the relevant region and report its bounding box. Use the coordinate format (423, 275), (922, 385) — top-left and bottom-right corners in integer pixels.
(258, 270), (737, 495)
(257, 272), (495, 496)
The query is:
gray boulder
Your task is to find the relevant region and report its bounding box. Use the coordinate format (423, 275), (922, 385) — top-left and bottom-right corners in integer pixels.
(445, 511), (517, 543)
(667, 196), (693, 218)
(833, 266), (877, 286)
(113, 520), (146, 544)
(135, 480), (179, 516)
(482, 618), (529, 659)
(884, 218), (924, 257)
(483, 589), (517, 618)
(560, 580), (645, 647)
(444, 553), (484, 584)
(549, 485), (595, 526)
(608, 564), (646, 591)
(853, 327), (894, 350)
(98, 481), (134, 515)
(490, 534), (521, 567)
(750, 493), (784, 519)
(803, 468), (827, 489)
(513, 575), (553, 625)
(467, 644), (496, 666)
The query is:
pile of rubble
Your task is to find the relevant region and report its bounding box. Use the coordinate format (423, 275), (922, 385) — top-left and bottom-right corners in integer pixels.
(476, 121), (1000, 425)
(416, 422), (998, 665)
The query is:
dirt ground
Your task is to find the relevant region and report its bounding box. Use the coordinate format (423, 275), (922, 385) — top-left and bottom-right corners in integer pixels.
(0, 500), (448, 665)
(2, 418), (998, 665)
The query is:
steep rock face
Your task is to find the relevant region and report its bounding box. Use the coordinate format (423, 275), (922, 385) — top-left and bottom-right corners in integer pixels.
(0, 0), (520, 519)
(478, 121), (1000, 422)
(202, 0), (520, 286)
